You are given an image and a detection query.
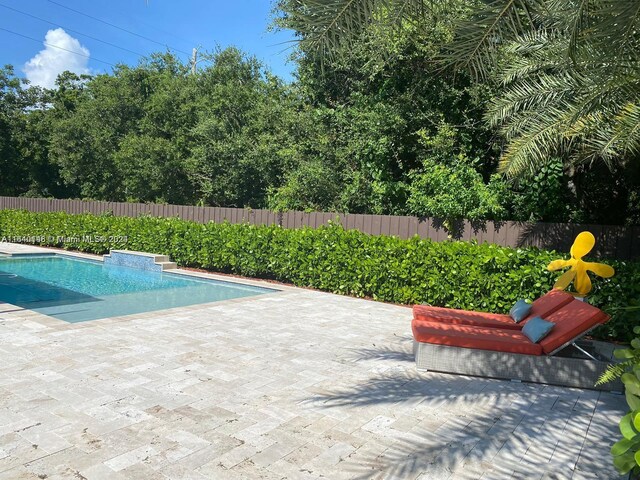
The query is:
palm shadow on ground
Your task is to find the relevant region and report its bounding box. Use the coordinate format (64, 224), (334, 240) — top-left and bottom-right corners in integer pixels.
(344, 344), (415, 364)
(306, 343), (626, 479)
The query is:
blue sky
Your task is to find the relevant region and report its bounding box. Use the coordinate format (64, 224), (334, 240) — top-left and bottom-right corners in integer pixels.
(0, 0), (297, 88)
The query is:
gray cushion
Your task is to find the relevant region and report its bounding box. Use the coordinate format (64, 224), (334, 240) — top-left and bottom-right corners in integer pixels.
(509, 299), (532, 323)
(522, 316), (555, 343)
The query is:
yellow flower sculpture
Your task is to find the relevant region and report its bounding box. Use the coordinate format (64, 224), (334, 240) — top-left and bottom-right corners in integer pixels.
(547, 231), (615, 296)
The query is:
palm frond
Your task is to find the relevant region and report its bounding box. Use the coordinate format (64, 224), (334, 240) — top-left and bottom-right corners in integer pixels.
(616, 1), (640, 49)
(498, 108), (568, 176)
(441, 0), (546, 80)
(487, 71), (578, 128)
(614, 102), (640, 157)
(499, 31), (569, 83)
(571, 103), (640, 165)
(279, 0), (640, 177)
(568, 114), (621, 168)
(596, 360), (632, 386)
(286, 0), (374, 55)
(488, 0), (640, 175)
(279, 0), (430, 61)
(588, 0), (640, 51)
(567, 0), (590, 62)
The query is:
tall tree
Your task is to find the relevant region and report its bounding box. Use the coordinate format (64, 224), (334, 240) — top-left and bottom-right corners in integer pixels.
(277, 0), (640, 178)
(272, 1), (501, 215)
(186, 47), (299, 207)
(50, 53), (197, 203)
(0, 66), (27, 195)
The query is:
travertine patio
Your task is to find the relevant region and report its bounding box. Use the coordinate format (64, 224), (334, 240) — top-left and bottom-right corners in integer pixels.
(0, 244), (627, 479)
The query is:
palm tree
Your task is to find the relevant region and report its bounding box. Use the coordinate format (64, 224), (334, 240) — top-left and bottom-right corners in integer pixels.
(276, 0), (640, 178)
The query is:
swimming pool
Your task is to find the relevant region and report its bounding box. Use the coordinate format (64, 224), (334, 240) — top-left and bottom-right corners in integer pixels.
(0, 254), (275, 322)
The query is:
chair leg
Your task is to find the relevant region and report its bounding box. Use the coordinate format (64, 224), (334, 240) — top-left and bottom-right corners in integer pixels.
(571, 342), (599, 361)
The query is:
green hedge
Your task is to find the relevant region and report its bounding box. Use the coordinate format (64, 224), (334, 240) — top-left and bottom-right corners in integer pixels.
(0, 209), (638, 341)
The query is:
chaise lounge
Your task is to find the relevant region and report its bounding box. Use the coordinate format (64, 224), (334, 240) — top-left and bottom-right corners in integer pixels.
(411, 290), (621, 391)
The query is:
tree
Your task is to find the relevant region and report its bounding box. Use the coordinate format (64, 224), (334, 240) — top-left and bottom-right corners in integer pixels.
(0, 66), (27, 195)
(48, 71), (127, 200)
(277, 0), (640, 178)
(186, 48), (299, 207)
(272, 1), (501, 214)
(2, 49), (306, 208)
(406, 122), (507, 221)
(0, 66), (61, 197)
(49, 53), (197, 203)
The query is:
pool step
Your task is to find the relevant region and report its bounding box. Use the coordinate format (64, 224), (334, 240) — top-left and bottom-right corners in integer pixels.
(149, 255), (176, 270)
(104, 250), (177, 272)
(156, 261), (177, 270)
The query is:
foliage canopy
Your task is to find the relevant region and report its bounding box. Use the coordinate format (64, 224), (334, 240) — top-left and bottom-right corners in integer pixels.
(276, 0), (640, 212)
(0, 1), (638, 225)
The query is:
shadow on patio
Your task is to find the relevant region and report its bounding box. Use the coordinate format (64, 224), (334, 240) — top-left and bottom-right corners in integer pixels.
(344, 344), (415, 364)
(305, 344), (626, 479)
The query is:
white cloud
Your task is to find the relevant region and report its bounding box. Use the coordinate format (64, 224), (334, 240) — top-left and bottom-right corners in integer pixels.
(23, 28), (91, 89)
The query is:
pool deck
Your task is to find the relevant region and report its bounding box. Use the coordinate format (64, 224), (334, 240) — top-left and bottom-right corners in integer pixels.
(0, 243), (627, 479)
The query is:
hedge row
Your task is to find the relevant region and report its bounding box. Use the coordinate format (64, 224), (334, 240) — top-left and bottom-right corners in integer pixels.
(0, 209), (638, 341)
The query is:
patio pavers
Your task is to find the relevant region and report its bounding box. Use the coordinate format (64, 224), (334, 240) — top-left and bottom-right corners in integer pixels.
(0, 244), (627, 479)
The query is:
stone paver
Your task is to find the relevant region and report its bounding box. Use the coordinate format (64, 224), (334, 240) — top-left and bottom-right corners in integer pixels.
(0, 243), (628, 479)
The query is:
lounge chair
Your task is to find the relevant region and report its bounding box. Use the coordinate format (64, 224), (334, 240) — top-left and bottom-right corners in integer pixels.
(411, 292), (621, 391)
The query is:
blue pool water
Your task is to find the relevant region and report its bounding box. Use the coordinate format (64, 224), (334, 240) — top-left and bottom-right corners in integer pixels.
(0, 255), (275, 322)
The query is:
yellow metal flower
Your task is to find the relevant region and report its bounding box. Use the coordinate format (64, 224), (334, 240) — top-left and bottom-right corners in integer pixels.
(547, 231), (615, 296)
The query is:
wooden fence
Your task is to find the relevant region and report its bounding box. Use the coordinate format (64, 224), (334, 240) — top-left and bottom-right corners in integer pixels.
(1, 196), (638, 259)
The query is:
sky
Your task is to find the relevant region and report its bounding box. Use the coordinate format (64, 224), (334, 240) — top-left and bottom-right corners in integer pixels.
(0, 0), (297, 88)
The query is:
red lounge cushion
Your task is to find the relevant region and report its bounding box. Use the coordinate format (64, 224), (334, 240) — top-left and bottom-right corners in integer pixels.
(540, 301), (609, 354)
(412, 289), (575, 330)
(411, 321), (544, 355)
(525, 289), (574, 322)
(412, 305), (517, 329)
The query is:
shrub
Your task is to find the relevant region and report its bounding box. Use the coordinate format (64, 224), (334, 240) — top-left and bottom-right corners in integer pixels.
(0, 209), (637, 341)
(597, 321), (640, 475)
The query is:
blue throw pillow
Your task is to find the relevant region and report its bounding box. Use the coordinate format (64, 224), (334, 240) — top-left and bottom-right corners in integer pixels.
(509, 299), (532, 323)
(522, 316), (555, 343)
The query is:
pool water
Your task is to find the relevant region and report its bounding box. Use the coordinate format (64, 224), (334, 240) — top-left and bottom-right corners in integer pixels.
(0, 255), (275, 322)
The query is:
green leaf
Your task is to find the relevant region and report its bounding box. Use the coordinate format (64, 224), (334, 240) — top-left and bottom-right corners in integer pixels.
(621, 413), (639, 440)
(623, 374), (640, 396)
(634, 411), (640, 432)
(612, 438), (635, 456)
(614, 451), (637, 474)
(627, 392), (640, 412)
(614, 348), (635, 359)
